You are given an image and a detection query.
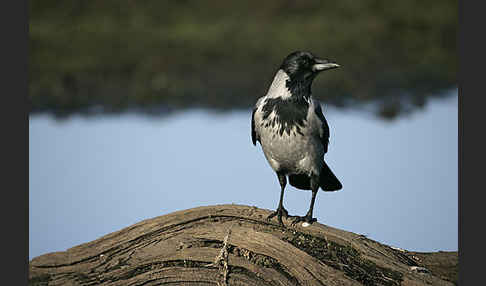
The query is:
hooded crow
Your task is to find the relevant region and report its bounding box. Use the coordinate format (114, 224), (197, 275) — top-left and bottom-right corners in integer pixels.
(251, 51), (342, 226)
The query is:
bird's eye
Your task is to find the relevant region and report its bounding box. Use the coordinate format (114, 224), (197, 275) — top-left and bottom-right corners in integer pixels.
(300, 58), (309, 67)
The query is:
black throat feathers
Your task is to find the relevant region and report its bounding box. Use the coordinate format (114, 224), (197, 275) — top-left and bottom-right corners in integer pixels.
(285, 75), (314, 100)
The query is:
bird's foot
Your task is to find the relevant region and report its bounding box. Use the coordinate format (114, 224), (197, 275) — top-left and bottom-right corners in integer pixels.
(267, 206), (289, 226)
(291, 214), (317, 226)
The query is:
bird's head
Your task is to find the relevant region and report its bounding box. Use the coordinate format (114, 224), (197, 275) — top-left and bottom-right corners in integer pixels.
(279, 51), (339, 97)
(280, 51), (340, 81)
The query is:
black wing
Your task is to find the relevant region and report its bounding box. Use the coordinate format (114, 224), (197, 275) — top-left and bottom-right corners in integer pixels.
(251, 107), (257, 145)
(314, 103), (330, 153)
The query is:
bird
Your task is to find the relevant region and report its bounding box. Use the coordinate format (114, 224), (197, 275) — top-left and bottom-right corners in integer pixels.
(251, 51), (342, 226)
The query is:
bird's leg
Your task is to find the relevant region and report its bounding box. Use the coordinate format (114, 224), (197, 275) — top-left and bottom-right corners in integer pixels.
(292, 175), (319, 225)
(267, 172), (289, 226)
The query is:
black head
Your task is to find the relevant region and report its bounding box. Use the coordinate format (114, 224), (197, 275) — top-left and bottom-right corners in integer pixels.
(280, 51), (339, 80)
(279, 51), (339, 97)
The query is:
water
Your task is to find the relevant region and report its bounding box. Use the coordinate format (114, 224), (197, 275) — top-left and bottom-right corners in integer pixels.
(29, 90), (458, 260)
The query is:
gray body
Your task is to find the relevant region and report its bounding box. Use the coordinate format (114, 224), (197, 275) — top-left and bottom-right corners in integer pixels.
(253, 70), (325, 179)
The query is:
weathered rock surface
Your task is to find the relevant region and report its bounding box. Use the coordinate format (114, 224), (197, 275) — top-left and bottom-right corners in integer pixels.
(29, 204), (458, 285)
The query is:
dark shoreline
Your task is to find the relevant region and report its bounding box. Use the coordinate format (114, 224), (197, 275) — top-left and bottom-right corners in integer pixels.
(30, 1), (457, 120)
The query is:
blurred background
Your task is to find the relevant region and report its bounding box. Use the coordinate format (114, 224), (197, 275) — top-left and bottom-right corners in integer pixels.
(29, 0), (458, 260)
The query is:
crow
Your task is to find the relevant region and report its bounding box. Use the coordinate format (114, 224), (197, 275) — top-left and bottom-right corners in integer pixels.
(251, 51), (342, 226)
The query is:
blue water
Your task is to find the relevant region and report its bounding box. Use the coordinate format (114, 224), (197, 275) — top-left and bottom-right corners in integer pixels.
(29, 91), (458, 260)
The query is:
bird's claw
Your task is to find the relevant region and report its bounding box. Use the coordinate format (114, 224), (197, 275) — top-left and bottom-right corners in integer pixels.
(267, 207), (289, 226)
(267, 207), (289, 219)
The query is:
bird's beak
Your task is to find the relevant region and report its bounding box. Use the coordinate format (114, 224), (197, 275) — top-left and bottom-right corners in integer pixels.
(312, 59), (340, 72)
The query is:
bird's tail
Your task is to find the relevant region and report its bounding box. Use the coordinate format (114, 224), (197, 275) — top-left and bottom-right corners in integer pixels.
(288, 161), (342, 191)
(319, 161), (342, 191)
